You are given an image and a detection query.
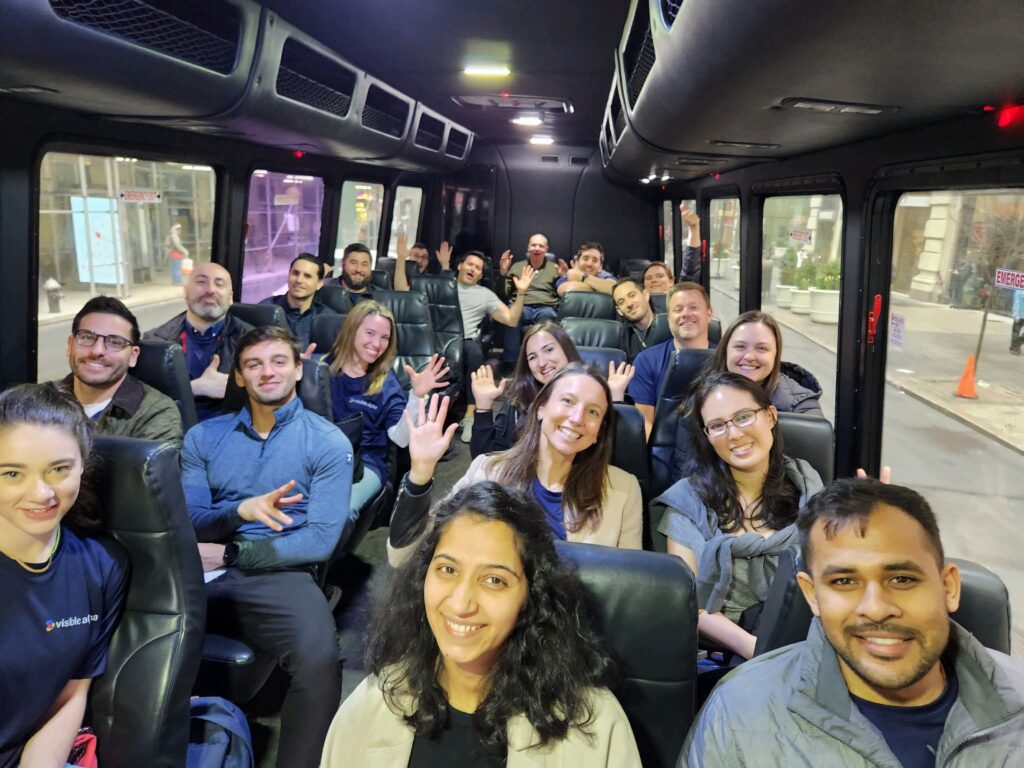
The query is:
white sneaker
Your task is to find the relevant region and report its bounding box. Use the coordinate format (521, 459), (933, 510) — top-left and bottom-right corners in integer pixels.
(460, 415), (474, 443)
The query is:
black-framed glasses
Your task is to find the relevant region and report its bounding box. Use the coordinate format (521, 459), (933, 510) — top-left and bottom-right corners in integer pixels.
(72, 330), (134, 352)
(703, 408), (765, 438)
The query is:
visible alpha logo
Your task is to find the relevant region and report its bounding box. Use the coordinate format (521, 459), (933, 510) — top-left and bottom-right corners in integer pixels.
(45, 614), (99, 632)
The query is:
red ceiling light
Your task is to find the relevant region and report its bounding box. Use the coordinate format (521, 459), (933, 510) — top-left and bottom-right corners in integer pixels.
(982, 105), (996, 112)
(501, 90), (510, 98)
(293, 150), (305, 158)
(712, 172), (721, 180)
(997, 105), (1024, 128)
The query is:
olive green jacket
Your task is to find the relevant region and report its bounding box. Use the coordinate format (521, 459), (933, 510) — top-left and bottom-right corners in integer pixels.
(58, 373), (183, 447)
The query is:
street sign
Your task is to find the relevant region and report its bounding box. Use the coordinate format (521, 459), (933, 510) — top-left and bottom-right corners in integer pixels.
(119, 188), (161, 203)
(890, 312), (905, 349)
(789, 228), (812, 244)
(994, 267), (1024, 290)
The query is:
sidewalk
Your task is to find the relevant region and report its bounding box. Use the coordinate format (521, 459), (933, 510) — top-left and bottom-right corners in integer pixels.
(710, 276), (1024, 455)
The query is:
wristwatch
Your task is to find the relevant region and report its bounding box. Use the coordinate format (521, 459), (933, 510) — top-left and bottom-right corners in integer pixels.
(223, 541), (240, 567)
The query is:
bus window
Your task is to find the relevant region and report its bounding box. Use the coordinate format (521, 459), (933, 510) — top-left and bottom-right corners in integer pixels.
(241, 169), (325, 303)
(708, 197), (740, 328)
(759, 194), (844, 419)
(336, 181), (385, 267)
(37, 152), (215, 381)
(661, 200), (674, 263)
(881, 188), (1024, 649)
(386, 186), (424, 258)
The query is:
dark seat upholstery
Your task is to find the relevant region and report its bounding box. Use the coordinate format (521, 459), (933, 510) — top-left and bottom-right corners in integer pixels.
(317, 285), (354, 317)
(622, 258), (652, 280)
(227, 302), (287, 330)
(777, 412), (835, 484)
(370, 269), (392, 290)
(89, 437), (205, 768)
(557, 291), (616, 320)
(134, 339), (198, 431)
(647, 313), (672, 347)
(577, 346), (627, 370)
(410, 274), (464, 345)
(755, 553), (1012, 656)
(650, 293), (667, 314)
(222, 357), (334, 417)
(556, 542), (697, 768)
(311, 313), (345, 357)
(373, 289), (461, 396)
(610, 403), (653, 549)
(561, 317), (623, 350)
(709, 316), (721, 346)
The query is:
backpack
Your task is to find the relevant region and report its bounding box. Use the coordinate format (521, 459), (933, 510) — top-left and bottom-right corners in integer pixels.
(186, 697), (254, 768)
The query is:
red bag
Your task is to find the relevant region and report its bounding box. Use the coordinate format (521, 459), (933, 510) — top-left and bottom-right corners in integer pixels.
(68, 727), (98, 768)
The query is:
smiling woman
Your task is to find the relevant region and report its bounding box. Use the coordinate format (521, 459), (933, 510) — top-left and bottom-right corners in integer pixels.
(320, 482), (641, 767)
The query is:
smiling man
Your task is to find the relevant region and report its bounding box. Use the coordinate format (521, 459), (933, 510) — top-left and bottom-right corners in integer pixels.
(258, 253), (329, 348)
(57, 296), (181, 444)
(612, 277), (659, 362)
(683, 479), (1024, 767)
(556, 241), (616, 296)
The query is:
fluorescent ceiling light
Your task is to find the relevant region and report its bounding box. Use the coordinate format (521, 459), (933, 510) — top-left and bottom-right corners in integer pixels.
(661, 172), (671, 181)
(511, 114), (543, 126)
(640, 178), (651, 184)
(529, 136), (554, 145)
(464, 64), (511, 77)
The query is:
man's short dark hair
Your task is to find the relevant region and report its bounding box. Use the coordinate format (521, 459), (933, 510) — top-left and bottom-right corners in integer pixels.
(290, 253), (325, 280)
(72, 295), (140, 344)
(643, 261), (673, 281)
(669, 281), (711, 308)
(612, 276), (642, 297)
(798, 478), (944, 569)
(576, 241), (604, 260)
(457, 250), (487, 268)
(410, 242), (429, 252)
(234, 326), (302, 372)
(343, 243), (372, 260)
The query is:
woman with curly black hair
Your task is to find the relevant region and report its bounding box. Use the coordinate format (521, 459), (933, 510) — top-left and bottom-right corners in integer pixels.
(319, 481), (641, 767)
(655, 372), (822, 661)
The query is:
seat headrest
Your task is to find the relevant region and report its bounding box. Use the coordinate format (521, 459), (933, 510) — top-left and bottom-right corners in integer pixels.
(649, 293), (668, 314)
(658, 348), (713, 401)
(370, 270), (392, 290)
(561, 317), (622, 349)
(646, 313), (672, 346)
(577, 346), (626, 370)
(557, 291), (616, 320)
(709, 316), (722, 345)
(227, 302), (287, 330)
(311, 314), (346, 356)
(317, 285), (354, 316)
(777, 412), (835, 484)
(134, 340), (197, 430)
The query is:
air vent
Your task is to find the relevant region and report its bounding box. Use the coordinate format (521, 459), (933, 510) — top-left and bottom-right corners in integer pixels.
(361, 84), (410, 138)
(660, 0), (682, 29)
(674, 157), (713, 165)
(49, 0), (240, 75)
(414, 114), (445, 151)
(445, 128), (470, 158)
(710, 140), (780, 149)
(622, 1), (655, 108)
(540, 155), (559, 165)
(610, 89), (625, 140)
(452, 94), (572, 114)
(276, 39), (356, 118)
(570, 156), (590, 167)
(780, 97), (897, 115)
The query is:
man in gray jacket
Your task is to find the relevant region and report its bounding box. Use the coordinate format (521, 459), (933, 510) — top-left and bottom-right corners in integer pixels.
(684, 478), (1024, 767)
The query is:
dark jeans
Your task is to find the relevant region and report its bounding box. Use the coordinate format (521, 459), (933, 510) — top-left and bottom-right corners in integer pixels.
(206, 568), (341, 768)
(1012, 318), (1024, 352)
(501, 305), (558, 362)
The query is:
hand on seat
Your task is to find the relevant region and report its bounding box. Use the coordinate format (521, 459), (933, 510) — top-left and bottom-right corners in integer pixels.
(406, 394), (458, 484)
(471, 365), (506, 411)
(405, 354), (450, 398)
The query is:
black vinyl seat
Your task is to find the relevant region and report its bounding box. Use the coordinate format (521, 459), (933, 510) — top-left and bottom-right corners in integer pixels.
(316, 285), (354, 317)
(222, 357), (334, 416)
(373, 289), (461, 397)
(646, 313), (672, 347)
(754, 552), (1012, 657)
(133, 339), (198, 431)
(650, 293), (668, 314)
(556, 542), (697, 768)
(370, 270), (392, 290)
(621, 258), (652, 281)
(557, 291), (617, 320)
(409, 274), (464, 345)
(610, 403), (653, 549)
(561, 317), (623, 350)
(89, 437), (206, 768)
(777, 412), (835, 484)
(227, 302), (288, 330)
(577, 346), (627, 370)
(709, 316), (721, 346)
(310, 313), (345, 358)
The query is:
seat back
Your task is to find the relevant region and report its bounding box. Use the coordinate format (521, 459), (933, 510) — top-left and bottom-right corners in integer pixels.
(370, 270), (392, 290)
(410, 274), (464, 346)
(317, 285), (354, 317)
(647, 313), (672, 347)
(227, 302), (287, 330)
(650, 293), (668, 314)
(621, 258), (652, 280)
(610, 403), (653, 548)
(561, 317), (622, 349)
(709, 316), (721, 345)
(374, 256), (396, 275)
(89, 437), (206, 768)
(557, 291), (616, 319)
(556, 542), (697, 768)
(577, 346), (627, 370)
(777, 412), (835, 484)
(222, 358), (334, 417)
(373, 289), (446, 391)
(134, 340), (198, 431)
(755, 553), (1012, 656)
(311, 313), (346, 357)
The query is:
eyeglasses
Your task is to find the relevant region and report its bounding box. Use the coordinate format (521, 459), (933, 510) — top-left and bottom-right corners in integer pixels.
(703, 408), (765, 438)
(72, 330), (134, 352)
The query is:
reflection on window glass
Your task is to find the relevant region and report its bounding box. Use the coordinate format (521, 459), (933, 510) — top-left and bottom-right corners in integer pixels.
(37, 152), (216, 380)
(708, 198), (741, 328)
(662, 200), (674, 263)
(882, 188), (1024, 653)
(241, 170), (325, 303)
(336, 181), (385, 269)
(387, 186), (424, 258)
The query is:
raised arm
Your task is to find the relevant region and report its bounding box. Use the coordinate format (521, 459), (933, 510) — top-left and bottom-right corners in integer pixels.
(491, 265), (534, 327)
(394, 233), (412, 292)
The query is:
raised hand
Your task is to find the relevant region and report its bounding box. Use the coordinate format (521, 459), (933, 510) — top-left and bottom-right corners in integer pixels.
(396, 232), (409, 260)
(192, 353), (228, 399)
(470, 364), (507, 411)
(405, 354), (450, 398)
(436, 240), (452, 270)
(237, 479), (301, 531)
(855, 466), (892, 484)
(607, 360), (635, 402)
(557, 258), (570, 277)
(512, 264), (537, 294)
(499, 249), (514, 275)
(301, 342), (317, 359)
(406, 393), (458, 484)
(680, 202), (700, 228)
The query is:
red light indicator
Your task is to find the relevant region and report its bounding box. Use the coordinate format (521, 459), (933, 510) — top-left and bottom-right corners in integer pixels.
(997, 105), (1024, 128)
(982, 105), (996, 112)
(713, 172), (721, 180)
(293, 150), (305, 158)
(501, 91), (510, 98)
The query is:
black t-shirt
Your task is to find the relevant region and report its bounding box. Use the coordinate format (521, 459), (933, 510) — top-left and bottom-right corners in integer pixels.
(851, 669), (959, 768)
(0, 527), (129, 767)
(408, 706), (506, 768)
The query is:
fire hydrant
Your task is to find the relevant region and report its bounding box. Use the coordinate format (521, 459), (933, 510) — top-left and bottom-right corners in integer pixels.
(44, 277), (63, 314)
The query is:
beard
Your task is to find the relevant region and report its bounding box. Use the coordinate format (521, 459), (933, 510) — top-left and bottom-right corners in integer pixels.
(341, 272), (369, 291)
(71, 355), (129, 389)
(187, 295), (229, 322)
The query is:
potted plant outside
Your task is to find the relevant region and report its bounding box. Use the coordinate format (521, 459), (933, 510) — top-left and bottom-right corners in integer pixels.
(775, 247), (798, 308)
(790, 258), (817, 315)
(809, 259), (841, 324)
(773, 236), (788, 260)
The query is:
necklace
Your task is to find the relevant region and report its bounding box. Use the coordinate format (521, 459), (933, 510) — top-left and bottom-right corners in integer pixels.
(11, 527), (61, 574)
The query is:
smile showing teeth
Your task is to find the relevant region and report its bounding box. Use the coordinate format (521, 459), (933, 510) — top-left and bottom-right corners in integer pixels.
(558, 426), (581, 440)
(863, 636), (905, 645)
(446, 618), (483, 635)
(731, 442), (754, 455)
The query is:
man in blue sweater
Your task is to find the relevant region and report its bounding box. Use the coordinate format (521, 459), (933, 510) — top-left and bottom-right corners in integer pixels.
(181, 326), (353, 768)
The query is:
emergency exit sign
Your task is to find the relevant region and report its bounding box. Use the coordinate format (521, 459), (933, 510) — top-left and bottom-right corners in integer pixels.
(995, 268), (1024, 289)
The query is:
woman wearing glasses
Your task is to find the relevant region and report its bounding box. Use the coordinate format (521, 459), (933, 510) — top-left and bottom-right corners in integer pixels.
(655, 372), (822, 661)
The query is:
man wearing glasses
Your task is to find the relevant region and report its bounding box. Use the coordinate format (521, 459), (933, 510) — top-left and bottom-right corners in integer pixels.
(57, 295), (182, 444)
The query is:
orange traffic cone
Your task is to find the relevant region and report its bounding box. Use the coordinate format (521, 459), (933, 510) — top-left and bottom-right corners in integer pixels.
(955, 355), (978, 399)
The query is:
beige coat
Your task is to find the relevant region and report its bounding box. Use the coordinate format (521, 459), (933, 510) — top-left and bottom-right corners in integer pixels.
(320, 674), (642, 768)
(388, 454), (644, 566)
